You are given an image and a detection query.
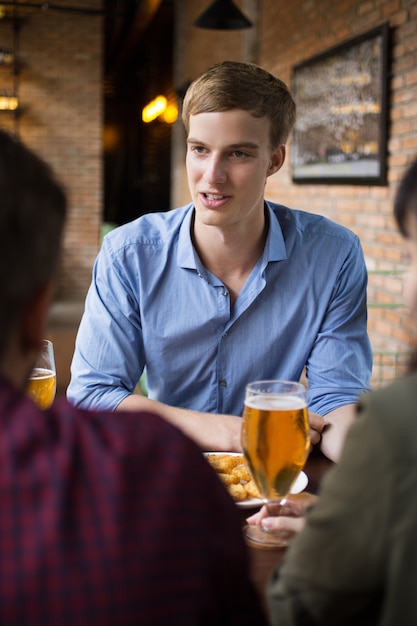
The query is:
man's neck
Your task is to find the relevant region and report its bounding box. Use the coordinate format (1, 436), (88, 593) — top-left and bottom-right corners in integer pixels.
(0, 332), (35, 394)
(191, 216), (268, 306)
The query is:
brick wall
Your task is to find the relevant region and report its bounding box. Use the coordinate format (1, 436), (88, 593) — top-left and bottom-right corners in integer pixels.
(0, 0), (102, 392)
(0, 0), (102, 303)
(173, 0), (417, 386)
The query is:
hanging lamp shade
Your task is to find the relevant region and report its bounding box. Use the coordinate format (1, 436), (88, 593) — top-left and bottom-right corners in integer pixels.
(194, 0), (253, 30)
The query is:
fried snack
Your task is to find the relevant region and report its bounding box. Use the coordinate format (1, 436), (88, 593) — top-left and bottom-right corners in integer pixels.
(231, 463), (251, 482)
(227, 482), (247, 502)
(205, 453), (243, 473)
(205, 453), (260, 503)
(244, 479), (261, 499)
(217, 472), (240, 486)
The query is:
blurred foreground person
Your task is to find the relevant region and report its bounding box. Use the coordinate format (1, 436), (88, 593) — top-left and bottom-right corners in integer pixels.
(265, 157), (417, 626)
(0, 129), (266, 625)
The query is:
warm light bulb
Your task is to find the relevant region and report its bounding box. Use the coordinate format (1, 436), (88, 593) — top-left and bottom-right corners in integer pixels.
(8, 96), (18, 110)
(142, 95), (167, 123)
(0, 95), (19, 111)
(161, 103), (178, 124)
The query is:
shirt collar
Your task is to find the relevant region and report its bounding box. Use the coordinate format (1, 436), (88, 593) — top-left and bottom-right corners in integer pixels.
(263, 201), (287, 263)
(177, 201), (288, 270)
(177, 204), (199, 270)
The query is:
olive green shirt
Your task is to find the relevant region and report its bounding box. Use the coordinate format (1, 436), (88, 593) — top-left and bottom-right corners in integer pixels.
(267, 372), (417, 626)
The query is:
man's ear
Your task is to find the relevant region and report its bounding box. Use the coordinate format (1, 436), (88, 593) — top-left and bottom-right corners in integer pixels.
(267, 145), (286, 177)
(20, 281), (54, 353)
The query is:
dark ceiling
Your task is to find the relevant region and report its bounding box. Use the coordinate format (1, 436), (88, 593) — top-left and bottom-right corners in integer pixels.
(105, 0), (172, 86)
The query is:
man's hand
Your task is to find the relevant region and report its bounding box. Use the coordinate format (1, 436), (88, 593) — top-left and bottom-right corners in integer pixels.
(308, 411), (326, 447)
(245, 493), (317, 535)
(309, 404), (356, 462)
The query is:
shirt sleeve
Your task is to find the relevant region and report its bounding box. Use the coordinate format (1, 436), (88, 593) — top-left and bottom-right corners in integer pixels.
(67, 236), (144, 411)
(267, 401), (390, 625)
(306, 235), (373, 415)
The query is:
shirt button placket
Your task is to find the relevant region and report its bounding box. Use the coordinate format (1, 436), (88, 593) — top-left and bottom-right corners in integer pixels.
(217, 285), (230, 411)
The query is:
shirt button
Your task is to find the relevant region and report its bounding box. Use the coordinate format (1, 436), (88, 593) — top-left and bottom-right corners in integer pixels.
(219, 380), (228, 387)
(221, 289), (228, 297)
(222, 332), (227, 338)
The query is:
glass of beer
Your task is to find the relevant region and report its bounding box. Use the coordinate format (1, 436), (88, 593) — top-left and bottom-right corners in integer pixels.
(241, 380), (310, 547)
(27, 339), (57, 409)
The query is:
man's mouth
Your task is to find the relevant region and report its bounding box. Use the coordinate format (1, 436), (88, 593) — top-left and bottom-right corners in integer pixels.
(204, 193), (226, 200)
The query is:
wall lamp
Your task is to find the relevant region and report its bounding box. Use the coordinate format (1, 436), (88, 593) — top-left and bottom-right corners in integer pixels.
(142, 95), (178, 124)
(0, 95), (19, 111)
(194, 0), (252, 30)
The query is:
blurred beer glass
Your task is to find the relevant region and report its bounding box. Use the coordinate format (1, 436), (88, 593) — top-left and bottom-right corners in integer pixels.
(27, 339), (56, 409)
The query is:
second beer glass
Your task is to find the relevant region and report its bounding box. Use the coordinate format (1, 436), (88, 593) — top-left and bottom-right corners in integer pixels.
(27, 339), (57, 409)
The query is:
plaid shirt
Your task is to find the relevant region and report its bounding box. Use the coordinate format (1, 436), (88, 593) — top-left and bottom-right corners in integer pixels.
(0, 379), (266, 625)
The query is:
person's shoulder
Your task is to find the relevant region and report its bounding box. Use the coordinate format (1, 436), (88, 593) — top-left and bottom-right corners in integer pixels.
(55, 397), (191, 448)
(357, 372), (417, 452)
(53, 398), (217, 476)
(102, 204), (193, 251)
(268, 201), (358, 245)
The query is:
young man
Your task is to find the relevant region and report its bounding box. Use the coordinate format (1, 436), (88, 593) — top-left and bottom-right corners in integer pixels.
(68, 61), (372, 462)
(0, 129), (265, 625)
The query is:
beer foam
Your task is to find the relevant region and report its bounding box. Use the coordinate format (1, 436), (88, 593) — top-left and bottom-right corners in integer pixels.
(245, 394), (306, 410)
(30, 367), (54, 380)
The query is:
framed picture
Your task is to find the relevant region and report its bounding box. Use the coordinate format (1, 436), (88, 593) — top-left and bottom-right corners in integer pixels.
(291, 24), (390, 185)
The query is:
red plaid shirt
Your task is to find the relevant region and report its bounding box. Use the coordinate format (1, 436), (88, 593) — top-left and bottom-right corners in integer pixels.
(0, 379), (266, 625)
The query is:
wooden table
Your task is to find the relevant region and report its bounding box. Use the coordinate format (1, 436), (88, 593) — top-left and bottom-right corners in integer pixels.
(241, 448), (334, 614)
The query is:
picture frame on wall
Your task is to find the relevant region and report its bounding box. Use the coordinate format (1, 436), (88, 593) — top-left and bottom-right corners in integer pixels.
(291, 24), (390, 185)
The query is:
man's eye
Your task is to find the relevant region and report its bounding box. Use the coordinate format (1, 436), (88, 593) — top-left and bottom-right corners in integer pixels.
(191, 146), (205, 154)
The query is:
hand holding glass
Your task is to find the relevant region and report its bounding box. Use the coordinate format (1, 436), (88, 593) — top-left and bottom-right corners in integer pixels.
(26, 339), (56, 409)
(241, 380), (310, 547)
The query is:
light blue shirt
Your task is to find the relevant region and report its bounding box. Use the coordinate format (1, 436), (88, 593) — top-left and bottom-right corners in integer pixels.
(68, 202), (372, 417)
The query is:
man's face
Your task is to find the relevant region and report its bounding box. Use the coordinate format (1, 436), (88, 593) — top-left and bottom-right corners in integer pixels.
(186, 109), (283, 232)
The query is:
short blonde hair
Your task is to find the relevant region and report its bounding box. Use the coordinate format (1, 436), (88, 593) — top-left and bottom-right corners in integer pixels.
(182, 60), (296, 149)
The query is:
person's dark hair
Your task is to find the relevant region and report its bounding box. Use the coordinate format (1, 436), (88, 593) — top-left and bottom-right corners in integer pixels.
(393, 157), (417, 372)
(182, 60), (296, 149)
(0, 130), (67, 355)
(394, 158), (417, 237)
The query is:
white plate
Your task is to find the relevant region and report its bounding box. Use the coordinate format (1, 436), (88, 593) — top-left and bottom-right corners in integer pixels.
(204, 452), (308, 509)
(236, 471), (308, 509)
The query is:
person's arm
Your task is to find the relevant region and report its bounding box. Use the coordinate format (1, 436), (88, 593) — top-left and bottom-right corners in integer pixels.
(266, 402), (389, 626)
(292, 404), (353, 464)
(67, 234), (147, 412)
(305, 235), (372, 461)
(317, 403), (356, 462)
(116, 395), (337, 455)
(307, 403), (356, 463)
(117, 393), (242, 451)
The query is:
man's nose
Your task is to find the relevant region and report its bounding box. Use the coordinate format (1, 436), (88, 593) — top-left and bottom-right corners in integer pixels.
(204, 155), (227, 184)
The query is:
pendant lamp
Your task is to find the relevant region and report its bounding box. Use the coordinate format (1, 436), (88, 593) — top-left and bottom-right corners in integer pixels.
(194, 0), (253, 30)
